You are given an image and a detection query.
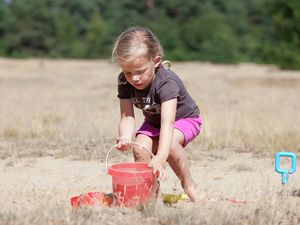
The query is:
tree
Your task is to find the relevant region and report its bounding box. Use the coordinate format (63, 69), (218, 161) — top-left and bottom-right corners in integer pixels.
(259, 0), (300, 69)
(84, 12), (109, 58)
(182, 11), (239, 63)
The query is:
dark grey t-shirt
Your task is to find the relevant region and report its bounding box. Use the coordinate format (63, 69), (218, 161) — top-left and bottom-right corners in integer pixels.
(118, 66), (200, 128)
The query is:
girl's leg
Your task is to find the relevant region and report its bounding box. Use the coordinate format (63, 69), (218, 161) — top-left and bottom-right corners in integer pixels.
(133, 134), (158, 162)
(133, 134), (160, 197)
(168, 129), (202, 202)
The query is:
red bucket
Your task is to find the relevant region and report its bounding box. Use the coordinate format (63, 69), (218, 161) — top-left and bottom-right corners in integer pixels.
(107, 162), (157, 207)
(106, 143), (158, 207)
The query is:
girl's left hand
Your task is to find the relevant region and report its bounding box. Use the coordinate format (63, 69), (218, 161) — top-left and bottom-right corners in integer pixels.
(149, 155), (167, 180)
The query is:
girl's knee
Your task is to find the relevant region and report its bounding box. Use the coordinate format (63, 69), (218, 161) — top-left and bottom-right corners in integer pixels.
(133, 146), (151, 162)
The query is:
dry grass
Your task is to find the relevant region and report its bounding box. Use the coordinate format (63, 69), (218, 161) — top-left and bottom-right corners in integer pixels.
(0, 59), (300, 158)
(1, 59), (300, 159)
(0, 188), (299, 225)
(0, 59), (118, 160)
(0, 59), (299, 224)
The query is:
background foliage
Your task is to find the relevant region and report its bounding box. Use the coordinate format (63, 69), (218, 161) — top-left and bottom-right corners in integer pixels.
(0, 0), (300, 69)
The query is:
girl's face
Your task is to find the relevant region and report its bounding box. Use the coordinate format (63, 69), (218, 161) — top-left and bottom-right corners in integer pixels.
(120, 55), (160, 90)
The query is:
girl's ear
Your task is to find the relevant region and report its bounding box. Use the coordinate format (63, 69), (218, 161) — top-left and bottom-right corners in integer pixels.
(153, 55), (162, 67)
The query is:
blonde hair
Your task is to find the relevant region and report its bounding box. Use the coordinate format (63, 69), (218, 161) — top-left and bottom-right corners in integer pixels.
(112, 26), (164, 65)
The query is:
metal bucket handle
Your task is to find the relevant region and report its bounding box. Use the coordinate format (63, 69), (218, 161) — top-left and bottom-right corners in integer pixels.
(105, 141), (154, 173)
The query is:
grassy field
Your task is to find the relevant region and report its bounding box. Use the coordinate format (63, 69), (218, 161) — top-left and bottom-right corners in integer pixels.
(0, 59), (299, 224)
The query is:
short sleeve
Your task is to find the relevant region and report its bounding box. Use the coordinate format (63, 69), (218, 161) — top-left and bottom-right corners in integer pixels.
(117, 73), (130, 99)
(157, 79), (180, 103)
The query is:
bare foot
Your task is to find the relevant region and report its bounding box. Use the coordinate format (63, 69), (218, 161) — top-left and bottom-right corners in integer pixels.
(184, 184), (207, 202)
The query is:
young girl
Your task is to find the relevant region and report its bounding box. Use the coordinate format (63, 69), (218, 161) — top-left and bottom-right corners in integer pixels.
(112, 26), (202, 202)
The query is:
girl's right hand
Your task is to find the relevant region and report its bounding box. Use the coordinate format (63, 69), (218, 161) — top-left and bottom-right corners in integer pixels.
(115, 137), (132, 151)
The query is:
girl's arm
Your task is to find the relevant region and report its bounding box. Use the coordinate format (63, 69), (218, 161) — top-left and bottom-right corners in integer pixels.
(117, 99), (135, 150)
(150, 98), (177, 179)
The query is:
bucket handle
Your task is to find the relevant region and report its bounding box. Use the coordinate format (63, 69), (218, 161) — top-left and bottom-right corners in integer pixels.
(105, 141), (154, 173)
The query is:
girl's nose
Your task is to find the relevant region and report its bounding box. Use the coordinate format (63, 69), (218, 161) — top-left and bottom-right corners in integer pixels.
(132, 75), (139, 81)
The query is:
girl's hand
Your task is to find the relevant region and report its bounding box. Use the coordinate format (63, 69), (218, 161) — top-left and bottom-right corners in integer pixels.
(115, 137), (132, 151)
(149, 155), (167, 180)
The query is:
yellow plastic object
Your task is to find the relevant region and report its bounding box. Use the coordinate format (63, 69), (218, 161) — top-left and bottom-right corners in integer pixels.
(162, 193), (189, 204)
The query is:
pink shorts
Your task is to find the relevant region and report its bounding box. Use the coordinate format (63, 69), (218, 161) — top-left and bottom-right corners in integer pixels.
(136, 116), (202, 147)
